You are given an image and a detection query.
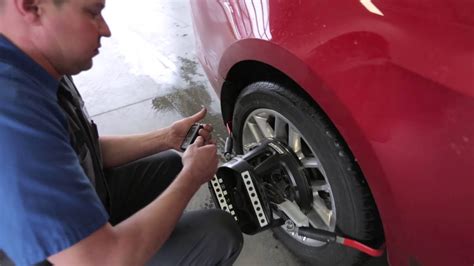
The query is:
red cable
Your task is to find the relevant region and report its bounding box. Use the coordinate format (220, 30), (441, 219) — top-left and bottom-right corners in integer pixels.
(342, 238), (385, 257)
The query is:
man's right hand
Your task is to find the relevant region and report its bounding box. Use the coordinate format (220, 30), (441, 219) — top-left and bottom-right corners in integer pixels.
(181, 136), (218, 188)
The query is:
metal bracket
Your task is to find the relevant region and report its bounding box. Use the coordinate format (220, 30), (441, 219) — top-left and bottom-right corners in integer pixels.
(276, 200), (309, 227)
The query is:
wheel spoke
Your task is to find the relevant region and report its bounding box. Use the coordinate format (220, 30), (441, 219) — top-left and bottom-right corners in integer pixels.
(306, 210), (328, 230)
(247, 121), (264, 143)
(301, 157), (320, 169)
(274, 116), (287, 141)
(311, 180), (330, 193)
(253, 113), (274, 138)
(288, 126), (303, 157)
(311, 197), (333, 228)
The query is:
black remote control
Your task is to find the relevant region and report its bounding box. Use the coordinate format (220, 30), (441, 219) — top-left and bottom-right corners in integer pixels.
(180, 123), (203, 151)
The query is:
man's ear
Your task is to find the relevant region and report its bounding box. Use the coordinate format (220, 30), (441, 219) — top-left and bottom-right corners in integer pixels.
(13, 0), (42, 23)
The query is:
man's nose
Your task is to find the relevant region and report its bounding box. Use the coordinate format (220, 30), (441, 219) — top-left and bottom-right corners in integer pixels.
(99, 17), (112, 37)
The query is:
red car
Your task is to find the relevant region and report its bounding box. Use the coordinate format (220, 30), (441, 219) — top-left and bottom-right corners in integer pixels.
(190, 1), (474, 265)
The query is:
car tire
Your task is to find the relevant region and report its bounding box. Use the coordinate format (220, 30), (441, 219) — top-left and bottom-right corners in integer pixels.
(232, 81), (384, 266)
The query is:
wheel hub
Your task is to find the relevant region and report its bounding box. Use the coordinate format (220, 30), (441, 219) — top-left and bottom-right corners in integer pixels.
(244, 139), (313, 210)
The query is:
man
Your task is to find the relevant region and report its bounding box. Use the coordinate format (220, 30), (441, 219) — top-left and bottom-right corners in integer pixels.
(0, 0), (243, 265)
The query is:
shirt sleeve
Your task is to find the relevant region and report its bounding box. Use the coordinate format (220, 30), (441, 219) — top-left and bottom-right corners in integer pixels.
(0, 83), (109, 265)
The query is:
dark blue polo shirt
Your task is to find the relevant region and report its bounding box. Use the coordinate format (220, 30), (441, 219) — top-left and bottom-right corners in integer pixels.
(0, 34), (108, 265)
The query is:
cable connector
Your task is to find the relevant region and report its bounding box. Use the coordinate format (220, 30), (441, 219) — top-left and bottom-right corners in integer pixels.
(296, 227), (385, 257)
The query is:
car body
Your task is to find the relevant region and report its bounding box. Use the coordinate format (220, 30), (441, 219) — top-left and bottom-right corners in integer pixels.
(190, 0), (474, 265)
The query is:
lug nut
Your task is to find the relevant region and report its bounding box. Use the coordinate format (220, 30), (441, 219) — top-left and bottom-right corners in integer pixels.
(285, 220), (296, 232)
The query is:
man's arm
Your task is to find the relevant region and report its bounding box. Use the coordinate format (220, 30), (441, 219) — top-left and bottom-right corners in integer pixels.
(100, 129), (171, 168)
(49, 137), (218, 265)
(100, 108), (213, 168)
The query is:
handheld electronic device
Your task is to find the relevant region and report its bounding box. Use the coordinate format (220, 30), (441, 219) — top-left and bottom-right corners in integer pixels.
(180, 123), (203, 151)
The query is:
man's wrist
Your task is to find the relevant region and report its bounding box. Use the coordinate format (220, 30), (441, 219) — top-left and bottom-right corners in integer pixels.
(176, 167), (202, 192)
(147, 127), (173, 152)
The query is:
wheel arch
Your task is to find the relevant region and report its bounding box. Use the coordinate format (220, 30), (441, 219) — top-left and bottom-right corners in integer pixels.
(220, 60), (314, 127)
(218, 43), (394, 245)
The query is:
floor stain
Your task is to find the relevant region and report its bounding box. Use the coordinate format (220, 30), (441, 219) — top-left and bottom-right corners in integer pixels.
(177, 56), (204, 84)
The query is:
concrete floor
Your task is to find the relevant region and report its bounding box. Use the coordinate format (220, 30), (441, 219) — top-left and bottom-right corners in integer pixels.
(72, 0), (388, 265)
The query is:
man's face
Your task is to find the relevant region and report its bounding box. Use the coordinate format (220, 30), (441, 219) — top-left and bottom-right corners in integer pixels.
(36, 0), (111, 76)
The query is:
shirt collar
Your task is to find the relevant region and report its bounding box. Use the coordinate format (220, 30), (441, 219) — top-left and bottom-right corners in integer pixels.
(0, 34), (60, 93)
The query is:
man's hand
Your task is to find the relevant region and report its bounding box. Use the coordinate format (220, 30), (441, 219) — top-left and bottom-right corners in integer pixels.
(167, 108), (214, 150)
(181, 136), (218, 187)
